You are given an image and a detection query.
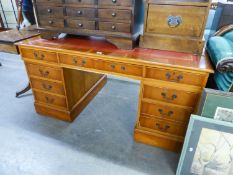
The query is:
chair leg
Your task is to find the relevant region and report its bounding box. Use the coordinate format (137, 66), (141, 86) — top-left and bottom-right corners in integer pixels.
(16, 82), (31, 97)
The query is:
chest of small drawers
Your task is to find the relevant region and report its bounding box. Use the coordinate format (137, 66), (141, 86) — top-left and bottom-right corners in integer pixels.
(33, 0), (144, 49)
(140, 0), (211, 54)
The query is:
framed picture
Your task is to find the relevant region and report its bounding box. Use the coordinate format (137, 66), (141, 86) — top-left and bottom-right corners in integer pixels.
(197, 88), (233, 118)
(177, 115), (233, 175)
(214, 107), (233, 122)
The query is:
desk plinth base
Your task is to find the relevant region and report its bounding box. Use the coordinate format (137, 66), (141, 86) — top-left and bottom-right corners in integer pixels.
(35, 74), (107, 122)
(134, 128), (183, 152)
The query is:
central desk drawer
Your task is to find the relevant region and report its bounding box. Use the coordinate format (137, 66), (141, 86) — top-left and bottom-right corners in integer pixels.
(100, 61), (143, 77)
(34, 91), (67, 109)
(59, 54), (94, 68)
(145, 67), (206, 87)
(37, 6), (64, 18)
(26, 63), (63, 81)
(66, 8), (96, 18)
(98, 9), (131, 20)
(30, 78), (65, 95)
(141, 101), (192, 124)
(66, 19), (96, 30)
(143, 84), (199, 107)
(21, 48), (58, 63)
(139, 115), (187, 137)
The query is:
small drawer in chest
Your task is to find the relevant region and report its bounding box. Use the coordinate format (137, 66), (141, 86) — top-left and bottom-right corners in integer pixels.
(37, 6), (64, 18)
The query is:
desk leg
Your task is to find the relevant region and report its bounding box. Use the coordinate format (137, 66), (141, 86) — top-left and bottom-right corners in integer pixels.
(16, 82), (31, 97)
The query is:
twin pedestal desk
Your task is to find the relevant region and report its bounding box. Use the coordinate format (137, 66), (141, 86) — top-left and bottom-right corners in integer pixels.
(17, 36), (213, 152)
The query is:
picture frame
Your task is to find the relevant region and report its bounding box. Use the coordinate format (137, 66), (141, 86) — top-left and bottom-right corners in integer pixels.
(177, 115), (233, 175)
(197, 88), (233, 118)
(214, 107), (233, 122)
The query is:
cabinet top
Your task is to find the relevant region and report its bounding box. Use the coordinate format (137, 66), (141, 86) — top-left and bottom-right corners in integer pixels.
(17, 36), (214, 73)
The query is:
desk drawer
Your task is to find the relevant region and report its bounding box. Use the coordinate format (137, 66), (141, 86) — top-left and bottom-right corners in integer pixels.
(141, 101), (192, 124)
(99, 0), (132, 6)
(139, 115), (187, 137)
(59, 54), (94, 68)
(66, 8), (96, 18)
(100, 61), (143, 77)
(37, 6), (64, 18)
(34, 91), (67, 109)
(31, 78), (65, 95)
(65, 0), (96, 5)
(99, 22), (131, 33)
(66, 19), (96, 30)
(21, 48), (58, 63)
(145, 67), (206, 87)
(98, 9), (131, 21)
(26, 63), (62, 81)
(38, 18), (64, 28)
(146, 5), (206, 37)
(143, 84), (199, 107)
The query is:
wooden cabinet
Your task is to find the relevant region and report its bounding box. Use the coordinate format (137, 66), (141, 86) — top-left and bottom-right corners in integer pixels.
(33, 0), (143, 49)
(17, 36), (213, 152)
(140, 0), (211, 54)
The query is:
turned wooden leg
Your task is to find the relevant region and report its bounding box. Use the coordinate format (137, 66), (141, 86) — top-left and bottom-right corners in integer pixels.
(16, 82), (31, 98)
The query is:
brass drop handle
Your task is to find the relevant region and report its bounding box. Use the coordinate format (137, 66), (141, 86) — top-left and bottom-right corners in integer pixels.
(39, 69), (49, 77)
(72, 58), (78, 64)
(167, 15), (182, 28)
(155, 123), (170, 131)
(77, 10), (82, 15)
(81, 60), (86, 65)
(45, 96), (54, 104)
(165, 72), (183, 82)
(121, 66), (126, 71)
(47, 8), (52, 13)
(112, 12), (116, 17)
(161, 92), (177, 101)
(42, 83), (52, 90)
(40, 54), (45, 60)
(34, 52), (38, 59)
(158, 109), (174, 117)
(111, 64), (115, 69)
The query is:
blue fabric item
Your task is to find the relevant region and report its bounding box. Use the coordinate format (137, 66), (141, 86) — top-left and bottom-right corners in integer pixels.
(22, 0), (33, 12)
(214, 72), (233, 91)
(207, 36), (233, 72)
(224, 30), (233, 43)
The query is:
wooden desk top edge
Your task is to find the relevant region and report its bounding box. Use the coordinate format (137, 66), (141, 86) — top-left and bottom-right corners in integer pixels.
(16, 36), (214, 73)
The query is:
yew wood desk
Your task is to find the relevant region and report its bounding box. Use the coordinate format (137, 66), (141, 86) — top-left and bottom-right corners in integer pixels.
(16, 36), (213, 152)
